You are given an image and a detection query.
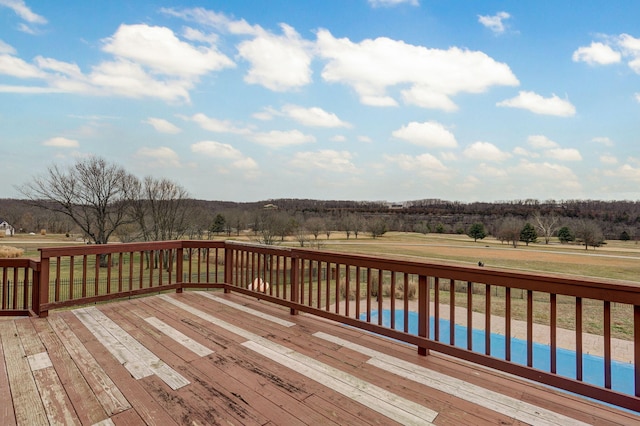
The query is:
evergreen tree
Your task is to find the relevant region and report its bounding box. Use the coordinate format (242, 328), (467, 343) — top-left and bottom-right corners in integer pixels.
(519, 222), (538, 246)
(557, 226), (573, 243)
(467, 223), (487, 242)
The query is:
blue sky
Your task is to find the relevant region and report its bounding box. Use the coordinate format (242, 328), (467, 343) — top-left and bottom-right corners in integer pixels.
(1, 0), (639, 203)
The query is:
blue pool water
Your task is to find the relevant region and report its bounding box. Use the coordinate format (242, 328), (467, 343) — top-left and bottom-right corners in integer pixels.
(362, 310), (634, 396)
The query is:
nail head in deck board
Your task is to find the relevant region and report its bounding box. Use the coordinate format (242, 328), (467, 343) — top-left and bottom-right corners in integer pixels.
(0, 321), (49, 425)
(31, 317), (117, 425)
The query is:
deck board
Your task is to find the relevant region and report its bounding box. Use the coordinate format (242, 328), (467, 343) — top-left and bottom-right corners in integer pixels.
(0, 291), (638, 425)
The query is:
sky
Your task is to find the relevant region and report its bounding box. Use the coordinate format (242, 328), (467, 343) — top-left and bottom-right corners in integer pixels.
(1, 0), (639, 203)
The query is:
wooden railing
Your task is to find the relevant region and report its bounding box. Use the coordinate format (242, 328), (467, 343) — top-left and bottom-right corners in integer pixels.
(0, 240), (639, 412)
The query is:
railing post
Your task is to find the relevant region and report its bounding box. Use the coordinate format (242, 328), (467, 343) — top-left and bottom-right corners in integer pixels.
(224, 245), (233, 294)
(635, 305), (640, 397)
(38, 254), (50, 318)
(290, 253), (299, 315)
(30, 261), (40, 316)
(176, 246), (184, 293)
(418, 274), (429, 356)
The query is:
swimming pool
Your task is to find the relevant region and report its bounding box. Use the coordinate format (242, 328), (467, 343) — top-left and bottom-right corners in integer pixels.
(362, 309), (634, 396)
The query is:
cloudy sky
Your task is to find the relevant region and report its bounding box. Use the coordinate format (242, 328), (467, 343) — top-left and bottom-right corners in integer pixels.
(1, 0), (639, 202)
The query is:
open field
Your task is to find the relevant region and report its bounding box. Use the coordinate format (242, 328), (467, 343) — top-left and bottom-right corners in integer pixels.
(4, 231), (640, 283)
(296, 232), (640, 283)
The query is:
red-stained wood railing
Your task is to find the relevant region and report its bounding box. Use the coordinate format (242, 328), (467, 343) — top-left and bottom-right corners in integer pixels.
(222, 241), (640, 413)
(0, 239), (638, 412)
(0, 258), (39, 316)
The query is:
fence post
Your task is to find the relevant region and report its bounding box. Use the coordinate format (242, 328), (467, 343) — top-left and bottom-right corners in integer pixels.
(38, 253), (50, 318)
(290, 253), (299, 315)
(224, 245), (233, 293)
(176, 246), (184, 293)
(30, 260), (40, 316)
(418, 274), (429, 356)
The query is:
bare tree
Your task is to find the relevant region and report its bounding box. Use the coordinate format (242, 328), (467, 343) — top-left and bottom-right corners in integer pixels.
(18, 156), (135, 245)
(305, 217), (324, 241)
(497, 217), (524, 248)
(533, 212), (560, 244)
(574, 220), (606, 250)
(129, 176), (190, 242)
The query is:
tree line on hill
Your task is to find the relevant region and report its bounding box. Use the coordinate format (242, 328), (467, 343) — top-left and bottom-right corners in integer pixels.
(1, 156), (637, 249)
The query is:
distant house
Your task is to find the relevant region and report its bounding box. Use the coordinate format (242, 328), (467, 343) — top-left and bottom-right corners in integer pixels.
(0, 219), (14, 236)
(263, 204), (279, 210)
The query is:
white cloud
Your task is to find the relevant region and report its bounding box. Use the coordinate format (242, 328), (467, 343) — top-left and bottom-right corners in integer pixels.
(618, 34), (640, 56)
(592, 136), (614, 146)
(545, 148), (582, 161)
(636, 93), (640, 103)
(0, 0), (46, 24)
(135, 146), (182, 168)
(572, 42), (621, 65)
(573, 34), (640, 74)
(0, 23), (237, 102)
(515, 160), (581, 190)
(368, 0), (419, 7)
(478, 12), (511, 35)
(513, 146), (539, 158)
(600, 154), (618, 165)
(89, 59), (191, 101)
(528, 135), (558, 149)
(604, 164), (640, 182)
(330, 135), (347, 142)
(0, 40), (16, 54)
(0, 54), (46, 78)
(237, 24), (312, 91)
(358, 135), (373, 143)
(290, 150), (358, 173)
(463, 141), (511, 162)
(476, 163), (508, 177)
(251, 129), (315, 148)
(384, 153), (449, 178)
(392, 121), (457, 148)
(102, 24), (234, 78)
(160, 7), (260, 36)
(42, 137), (79, 148)
(497, 91), (576, 116)
(316, 29), (518, 110)
(282, 104), (350, 128)
(143, 117), (181, 134)
(182, 113), (250, 134)
(191, 140), (258, 171)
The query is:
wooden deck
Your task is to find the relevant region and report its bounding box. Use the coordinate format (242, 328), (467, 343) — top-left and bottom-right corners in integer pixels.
(0, 291), (638, 426)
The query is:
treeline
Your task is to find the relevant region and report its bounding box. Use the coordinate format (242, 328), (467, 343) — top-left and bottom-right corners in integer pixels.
(2, 196), (639, 243)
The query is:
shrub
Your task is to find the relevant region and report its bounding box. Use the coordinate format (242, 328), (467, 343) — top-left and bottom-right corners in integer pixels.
(340, 276), (417, 301)
(0, 246), (24, 258)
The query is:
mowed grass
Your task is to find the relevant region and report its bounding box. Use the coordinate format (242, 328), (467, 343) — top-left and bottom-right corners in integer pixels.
(309, 231), (640, 283)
